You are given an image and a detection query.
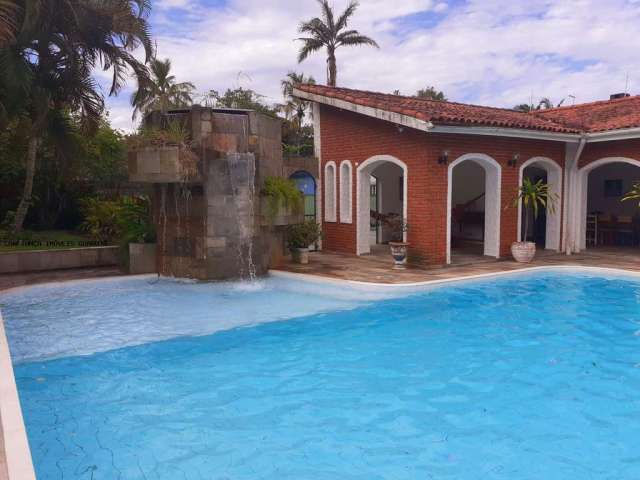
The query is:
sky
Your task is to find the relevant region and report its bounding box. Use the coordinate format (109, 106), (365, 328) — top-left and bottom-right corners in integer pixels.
(102, 0), (640, 131)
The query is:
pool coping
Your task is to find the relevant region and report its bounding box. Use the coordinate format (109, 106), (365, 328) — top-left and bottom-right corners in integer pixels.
(270, 264), (640, 289)
(0, 309), (35, 480)
(1, 265), (640, 479)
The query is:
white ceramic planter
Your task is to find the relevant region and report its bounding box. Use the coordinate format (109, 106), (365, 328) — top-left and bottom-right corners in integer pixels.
(511, 241), (536, 263)
(389, 242), (409, 269)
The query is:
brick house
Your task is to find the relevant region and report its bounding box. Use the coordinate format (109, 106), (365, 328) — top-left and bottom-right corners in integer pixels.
(293, 85), (640, 266)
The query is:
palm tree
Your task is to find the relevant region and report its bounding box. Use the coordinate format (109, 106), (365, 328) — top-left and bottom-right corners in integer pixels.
(0, 0), (153, 231)
(0, 0), (19, 47)
(281, 71), (316, 130)
(297, 0), (378, 87)
(131, 57), (195, 119)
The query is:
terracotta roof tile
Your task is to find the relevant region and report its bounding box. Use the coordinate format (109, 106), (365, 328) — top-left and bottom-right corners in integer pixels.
(295, 84), (580, 134)
(533, 95), (640, 132)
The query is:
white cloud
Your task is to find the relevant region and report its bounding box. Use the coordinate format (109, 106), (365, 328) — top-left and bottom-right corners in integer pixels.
(104, 0), (640, 131)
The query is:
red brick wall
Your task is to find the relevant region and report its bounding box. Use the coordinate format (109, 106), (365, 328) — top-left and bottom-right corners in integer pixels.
(579, 139), (640, 168)
(319, 105), (565, 265)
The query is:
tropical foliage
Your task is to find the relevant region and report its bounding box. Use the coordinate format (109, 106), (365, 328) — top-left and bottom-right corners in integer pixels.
(0, 114), (129, 231)
(202, 87), (280, 117)
(281, 72), (316, 129)
(286, 220), (321, 249)
(80, 195), (155, 245)
(514, 97), (565, 112)
(0, 0), (153, 231)
(132, 57), (195, 119)
(262, 176), (304, 222)
(415, 86), (447, 101)
(514, 178), (557, 242)
(622, 182), (640, 207)
(297, 0), (378, 86)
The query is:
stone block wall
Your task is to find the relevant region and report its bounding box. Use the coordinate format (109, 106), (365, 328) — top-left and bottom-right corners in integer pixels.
(140, 106), (294, 280)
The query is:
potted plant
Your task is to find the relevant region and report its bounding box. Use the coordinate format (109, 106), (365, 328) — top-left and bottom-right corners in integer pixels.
(385, 215), (410, 269)
(286, 220), (321, 264)
(511, 178), (557, 263)
(118, 196), (157, 274)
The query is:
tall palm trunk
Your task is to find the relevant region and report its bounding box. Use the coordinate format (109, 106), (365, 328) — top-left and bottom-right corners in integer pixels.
(13, 135), (39, 232)
(327, 50), (337, 87)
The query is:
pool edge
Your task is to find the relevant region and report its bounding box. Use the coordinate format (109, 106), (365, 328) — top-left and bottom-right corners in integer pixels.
(0, 310), (36, 480)
(269, 264), (640, 289)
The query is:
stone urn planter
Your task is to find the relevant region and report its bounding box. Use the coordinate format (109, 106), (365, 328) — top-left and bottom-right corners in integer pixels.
(389, 242), (410, 269)
(511, 241), (536, 263)
(129, 243), (157, 274)
(287, 220), (321, 265)
(291, 247), (310, 264)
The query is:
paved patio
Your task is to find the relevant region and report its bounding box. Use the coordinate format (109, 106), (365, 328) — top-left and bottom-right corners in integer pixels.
(275, 247), (640, 284)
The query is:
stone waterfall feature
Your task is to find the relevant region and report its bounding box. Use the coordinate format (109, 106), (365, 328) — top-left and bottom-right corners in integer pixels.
(128, 106), (303, 281)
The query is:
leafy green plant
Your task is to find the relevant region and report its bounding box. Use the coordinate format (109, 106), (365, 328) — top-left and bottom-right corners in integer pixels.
(80, 195), (156, 245)
(262, 177), (304, 222)
(118, 196), (156, 245)
(79, 197), (121, 243)
(513, 178), (557, 242)
(383, 215), (409, 242)
(622, 182), (640, 207)
(286, 220), (321, 249)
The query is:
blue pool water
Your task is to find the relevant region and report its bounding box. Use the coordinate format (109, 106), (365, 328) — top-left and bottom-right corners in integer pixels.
(3, 270), (640, 479)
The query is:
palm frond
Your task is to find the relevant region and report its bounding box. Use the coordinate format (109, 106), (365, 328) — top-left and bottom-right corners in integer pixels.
(336, 32), (379, 48)
(335, 1), (359, 32)
(297, 37), (324, 63)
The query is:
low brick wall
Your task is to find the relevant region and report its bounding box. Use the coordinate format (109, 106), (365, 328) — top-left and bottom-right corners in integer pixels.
(0, 247), (119, 274)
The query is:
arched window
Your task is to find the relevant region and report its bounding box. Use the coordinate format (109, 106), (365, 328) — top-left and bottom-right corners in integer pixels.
(289, 171), (316, 220)
(324, 162), (337, 222)
(339, 161), (352, 223)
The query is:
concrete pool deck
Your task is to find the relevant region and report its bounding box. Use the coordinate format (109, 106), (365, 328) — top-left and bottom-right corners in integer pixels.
(274, 247), (640, 284)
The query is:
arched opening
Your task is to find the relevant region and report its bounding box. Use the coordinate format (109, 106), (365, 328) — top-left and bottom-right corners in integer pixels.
(339, 161), (352, 223)
(356, 155), (408, 256)
(447, 154), (501, 264)
(289, 170), (316, 221)
(324, 162), (336, 222)
(518, 157), (562, 251)
(577, 158), (640, 251)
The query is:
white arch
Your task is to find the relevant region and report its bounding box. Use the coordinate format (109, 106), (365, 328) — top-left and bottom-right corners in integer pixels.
(356, 155), (408, 255)
(575, 157), (640, 251)
(339, 160), (353, 224)
(324, 161), (337, 222)
(517, 157), (563, 251)
(447, 153), (502, 264)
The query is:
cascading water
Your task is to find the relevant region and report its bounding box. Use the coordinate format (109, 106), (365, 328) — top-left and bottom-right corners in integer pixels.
(159, 184), (168, 276)
(227, 153), (257, 282)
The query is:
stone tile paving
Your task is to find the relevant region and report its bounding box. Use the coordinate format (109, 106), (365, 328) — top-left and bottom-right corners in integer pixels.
(275, 248), (640, 284)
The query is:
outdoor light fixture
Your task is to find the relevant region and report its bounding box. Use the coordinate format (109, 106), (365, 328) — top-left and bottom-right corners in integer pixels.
(508, 153), (520, 167)
(438, 150), (449, 165)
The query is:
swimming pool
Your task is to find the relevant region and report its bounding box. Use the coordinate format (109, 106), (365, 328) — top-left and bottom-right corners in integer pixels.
(2, 269), (640, 479)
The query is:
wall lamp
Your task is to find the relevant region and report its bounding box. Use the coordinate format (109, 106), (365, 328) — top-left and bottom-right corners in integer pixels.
(508, 153), (520, 168)
(438, 150), (449, 165)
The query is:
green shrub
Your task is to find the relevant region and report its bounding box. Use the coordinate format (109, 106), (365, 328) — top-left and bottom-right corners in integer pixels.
(262, 176), (303, 222)
(118, 196), (156, 245)
(286, 220), (321, 249)
(80, 197), (121, 243)
(80, 195), (156, 245)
